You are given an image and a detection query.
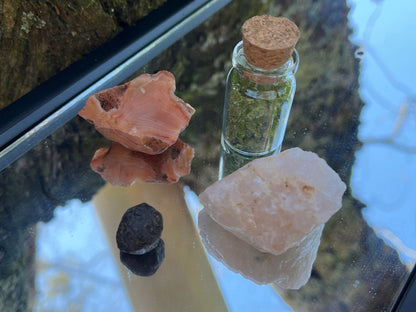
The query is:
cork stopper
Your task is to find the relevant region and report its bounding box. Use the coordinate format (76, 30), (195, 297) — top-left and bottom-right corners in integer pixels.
(242, 15), (300, 69)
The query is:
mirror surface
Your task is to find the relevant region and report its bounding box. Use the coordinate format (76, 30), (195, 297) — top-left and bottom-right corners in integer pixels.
(1, 0), (415, 311)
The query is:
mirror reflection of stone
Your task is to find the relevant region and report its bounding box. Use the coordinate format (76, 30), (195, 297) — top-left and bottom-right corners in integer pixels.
(199, 209), (323, 289)
(78, 71), (195, 187)
(202, 148), (346, 256)
(116, 203), (165, 276)
(119, 239), (165, 277)
(91, 140), (194, 186)
(200, 148), (346, 289)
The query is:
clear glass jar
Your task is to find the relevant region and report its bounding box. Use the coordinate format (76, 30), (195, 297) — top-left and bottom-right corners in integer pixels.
(219, 41), (299, 178)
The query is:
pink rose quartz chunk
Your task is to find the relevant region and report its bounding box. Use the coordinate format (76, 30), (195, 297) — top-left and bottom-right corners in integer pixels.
(79, 71), (195, 155)
(90, 139), (194, 186)
(199, 147), (346, 255)
(198, 209), (323, 288)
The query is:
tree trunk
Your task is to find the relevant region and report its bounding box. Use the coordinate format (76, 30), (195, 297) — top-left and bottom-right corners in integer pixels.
(0, 0), (167, 109)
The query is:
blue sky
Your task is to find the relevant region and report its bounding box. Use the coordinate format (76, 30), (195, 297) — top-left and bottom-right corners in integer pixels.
(348, 0), (416, 266)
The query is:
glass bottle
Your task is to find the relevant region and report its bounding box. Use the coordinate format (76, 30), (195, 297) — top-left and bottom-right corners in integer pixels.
(220, 16), (300, 178)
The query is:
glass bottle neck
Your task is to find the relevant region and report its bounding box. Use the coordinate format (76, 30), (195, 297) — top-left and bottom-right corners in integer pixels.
(232, 41), (299, 84)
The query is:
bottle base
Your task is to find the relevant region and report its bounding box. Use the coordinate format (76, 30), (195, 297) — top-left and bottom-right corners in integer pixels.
(219, 136), (281, 179)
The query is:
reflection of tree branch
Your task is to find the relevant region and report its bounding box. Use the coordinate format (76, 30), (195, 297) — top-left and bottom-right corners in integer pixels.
(354, 1), (416, 151)
(362, 0), (382, 41)
(391, 100), (408, 137)
(361, 1), (415, 98)
(361, 138), (416, 153)
(362, 99), (416, 153)
(364, 78), (396, 113)
(366, 46), (416, 98)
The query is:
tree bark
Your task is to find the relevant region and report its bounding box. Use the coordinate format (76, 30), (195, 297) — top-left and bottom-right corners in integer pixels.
(0, 0), (167, 109)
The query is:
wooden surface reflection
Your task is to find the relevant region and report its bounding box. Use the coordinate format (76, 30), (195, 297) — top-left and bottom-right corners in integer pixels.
(93, 182), (227, 312)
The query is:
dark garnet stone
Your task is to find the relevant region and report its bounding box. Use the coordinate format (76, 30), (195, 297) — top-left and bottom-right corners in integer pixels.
(119, 239), (165, 276)
(116, 203), (163, 254)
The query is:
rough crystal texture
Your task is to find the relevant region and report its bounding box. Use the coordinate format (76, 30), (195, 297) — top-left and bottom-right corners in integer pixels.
(198, 209), (323, 288)
(199, 147), (346, 255)
(78, 71), (195, 154)
(90, 139), (194, 186)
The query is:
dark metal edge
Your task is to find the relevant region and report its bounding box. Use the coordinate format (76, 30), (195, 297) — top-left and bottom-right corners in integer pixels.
(393, 266), (416, 312)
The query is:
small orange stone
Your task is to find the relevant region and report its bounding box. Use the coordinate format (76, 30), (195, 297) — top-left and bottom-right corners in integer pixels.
(78, 71), (195, 154)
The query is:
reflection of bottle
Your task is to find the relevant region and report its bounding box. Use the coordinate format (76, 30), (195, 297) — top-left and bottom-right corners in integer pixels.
(220, 16), (299, 178)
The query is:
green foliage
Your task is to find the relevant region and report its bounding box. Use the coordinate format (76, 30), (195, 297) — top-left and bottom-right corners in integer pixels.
(224, 69), (293, 153)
